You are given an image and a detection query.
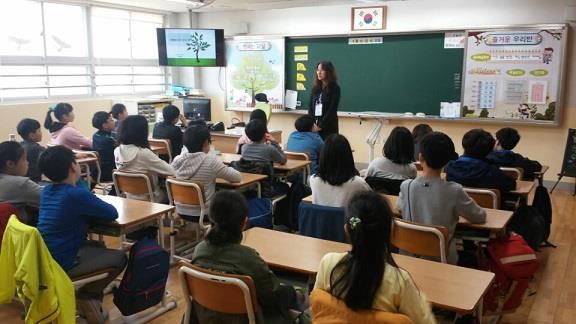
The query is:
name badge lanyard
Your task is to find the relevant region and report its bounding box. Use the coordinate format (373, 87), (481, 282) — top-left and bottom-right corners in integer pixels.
(314, 92), (323, 117)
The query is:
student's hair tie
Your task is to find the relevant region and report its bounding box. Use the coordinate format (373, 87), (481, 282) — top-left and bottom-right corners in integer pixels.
(348, 217), (361, 230)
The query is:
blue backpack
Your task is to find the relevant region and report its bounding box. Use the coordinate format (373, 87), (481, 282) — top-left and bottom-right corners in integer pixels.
(113, 238), (169, 316)
(248, 198), (273, 229)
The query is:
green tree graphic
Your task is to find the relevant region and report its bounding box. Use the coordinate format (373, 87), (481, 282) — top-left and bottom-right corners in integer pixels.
(231, 54), (279, 105)
(187, 32), (211, 63)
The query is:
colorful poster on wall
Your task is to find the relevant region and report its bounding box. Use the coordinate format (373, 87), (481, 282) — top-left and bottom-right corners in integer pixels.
(462, 28), (565, 120)
(226, 38), (285, 108)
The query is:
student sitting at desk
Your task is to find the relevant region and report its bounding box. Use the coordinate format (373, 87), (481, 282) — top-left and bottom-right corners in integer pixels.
(192, 190), (302, 324)
(286, 115), (324, 174)
(445, 129), (516, 195)
(310, 134), (370, 207)
(397, 132), (486, 264)
(412, 124), (433, 162)
(0, 141), (42, 224)
(487, 127), (542, 180)
(153, 104), (188, 156)
(366, 126), (417, 180)
(17, 118), (45, 182)
(110, 103), (128, 137)
(115, 115), (174, 203)
(241, 119), (288, 197)
(44, 102), (92, 150)
(92, 111), (117, 182)
(235, 109), (277, 154)
(314, 191), (435, 324)
(37, 146), (126, 323)
(172, 126), (241, 217)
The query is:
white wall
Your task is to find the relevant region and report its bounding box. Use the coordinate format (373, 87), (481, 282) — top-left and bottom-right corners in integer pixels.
(189, 0), (576, 183)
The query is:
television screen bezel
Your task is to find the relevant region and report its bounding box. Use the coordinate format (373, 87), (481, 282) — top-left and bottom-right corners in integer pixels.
(157, 28), (225, 67)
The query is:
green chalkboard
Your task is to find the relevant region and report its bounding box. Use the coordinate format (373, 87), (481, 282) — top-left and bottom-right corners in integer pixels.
(286, 33), (464, 115)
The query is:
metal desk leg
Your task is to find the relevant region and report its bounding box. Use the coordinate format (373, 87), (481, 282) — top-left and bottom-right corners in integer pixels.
(476, 299), (483, 323)
(257, 182), (262, 198)
(157, 215), (165, 249)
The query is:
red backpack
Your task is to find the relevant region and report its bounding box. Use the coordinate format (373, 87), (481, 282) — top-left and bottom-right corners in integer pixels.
(483, 234), (539, 314)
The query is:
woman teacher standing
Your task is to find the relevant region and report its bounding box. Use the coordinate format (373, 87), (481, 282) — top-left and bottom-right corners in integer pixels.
(308, 61), (341, 139)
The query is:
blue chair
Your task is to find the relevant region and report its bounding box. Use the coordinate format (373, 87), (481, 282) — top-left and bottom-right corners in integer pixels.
(298, 202), (346, 243)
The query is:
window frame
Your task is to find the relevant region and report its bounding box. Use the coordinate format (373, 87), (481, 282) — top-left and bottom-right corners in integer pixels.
(0, 2), (170, 103)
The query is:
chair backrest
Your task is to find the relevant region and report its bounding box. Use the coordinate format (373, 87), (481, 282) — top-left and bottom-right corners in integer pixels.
(149, 138), (173, 163)
(500, 167), (523, 180)
(298, 203), (346, 242)
(178, 262), (258, 324)
(74, 150), (102, 183)
(166, 179), (207, 225)
(464, 187), (501, 209)
(0, 204), (19, 246)
(113, 171), (154, 201)
(310, 289), (413, 324)
(391, 218), (449, 263)
(284, 151), (309, 161)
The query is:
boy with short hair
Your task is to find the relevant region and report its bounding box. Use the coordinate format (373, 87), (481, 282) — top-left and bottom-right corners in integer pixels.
(445, 129), (516, 195)
(153, 104), (188, 156)
(397, 132), (486, 264)
(487, 127), (542, 180)
(92, 111), (117, 182)
(286, 115), (323, 174)
(0, 141), (42, 223)
(16, 118), (45, 182)
(37, 146), (126, 322)
(110, 103), (127, 136)
(171, 126), (241, 216)
(241, 119), (287, 165)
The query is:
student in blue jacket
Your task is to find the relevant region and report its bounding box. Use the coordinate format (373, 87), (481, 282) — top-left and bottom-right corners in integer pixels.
(37, 145), (126, 322)
(445, 129), (516, 196)
(487, 127), (542, 180)
(286, 115), (323, 174)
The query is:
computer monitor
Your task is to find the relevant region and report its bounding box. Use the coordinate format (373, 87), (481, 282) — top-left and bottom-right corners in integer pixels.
(183, 98), (211, 122)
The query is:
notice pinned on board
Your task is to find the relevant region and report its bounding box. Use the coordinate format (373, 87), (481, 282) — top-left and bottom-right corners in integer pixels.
(296, 63), (307, 71)
(528, 80), (547, 104)
(294, 54), (308, 61)
(444, 32), (465, 48)
(296, 83), (306, 91)
(297, 73), (306, 82)
(294, 45), (308, 53)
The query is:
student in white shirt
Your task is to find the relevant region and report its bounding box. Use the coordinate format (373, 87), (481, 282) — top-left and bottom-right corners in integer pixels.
(114, 115), (174, 202)
(310, 134), (370, 207)
(366, 126), (417, 180)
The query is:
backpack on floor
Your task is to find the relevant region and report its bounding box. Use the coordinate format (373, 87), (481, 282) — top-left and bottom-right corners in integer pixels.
(113, 238), (170, 316)
(506, 203), (545, 251)
(483, 234), (539, 314)
(532, 184), (553, 245)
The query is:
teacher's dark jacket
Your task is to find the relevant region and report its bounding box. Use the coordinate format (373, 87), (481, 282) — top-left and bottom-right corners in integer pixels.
(308, 84), (341, 138)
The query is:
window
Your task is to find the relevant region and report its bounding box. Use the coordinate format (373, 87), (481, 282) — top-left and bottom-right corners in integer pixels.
(0, 2), (166, 101)
(0, 0), (43, 56)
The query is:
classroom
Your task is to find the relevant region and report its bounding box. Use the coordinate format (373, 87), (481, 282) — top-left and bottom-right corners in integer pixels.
(0, 0), (575, 323)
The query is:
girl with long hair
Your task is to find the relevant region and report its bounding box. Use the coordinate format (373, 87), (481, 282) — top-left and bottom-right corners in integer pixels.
(308, 61), (341, 139)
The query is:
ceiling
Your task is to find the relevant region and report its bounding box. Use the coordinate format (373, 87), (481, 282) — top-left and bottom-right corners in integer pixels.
(93, 0), (397, 13)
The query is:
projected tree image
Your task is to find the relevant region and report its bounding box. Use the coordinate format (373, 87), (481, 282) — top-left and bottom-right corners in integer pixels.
(187, 32), (211, 63)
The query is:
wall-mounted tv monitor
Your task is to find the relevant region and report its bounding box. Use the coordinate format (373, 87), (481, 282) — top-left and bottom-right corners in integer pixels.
(157, 28), (225, 67)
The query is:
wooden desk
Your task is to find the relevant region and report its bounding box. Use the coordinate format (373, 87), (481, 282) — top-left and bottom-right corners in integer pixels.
(92, 195), (177, 321)
(242, 227), (494, 314)
(302, 194), (513, 231)
(93, 195), (174, 246)
(216, 172), (268, 197)
(218, 153), (311, 173)
(75, 156), (98, 165)
(534, 165), (549, 177)
(510, 180), (535, 196)
(211, 130), (282, 154)
(150, 145), (164, 154)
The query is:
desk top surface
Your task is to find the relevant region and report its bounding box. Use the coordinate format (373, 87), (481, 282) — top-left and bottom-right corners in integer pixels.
(215, 172), (268, 187)
(218, 153), (310, 172)
(242, 227), (494, 313)
(302, 194), (513, 231)
(96, 195), (174, 227)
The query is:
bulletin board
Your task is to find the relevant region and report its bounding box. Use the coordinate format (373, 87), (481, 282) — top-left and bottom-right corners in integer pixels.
(462, 26), (567, 123)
